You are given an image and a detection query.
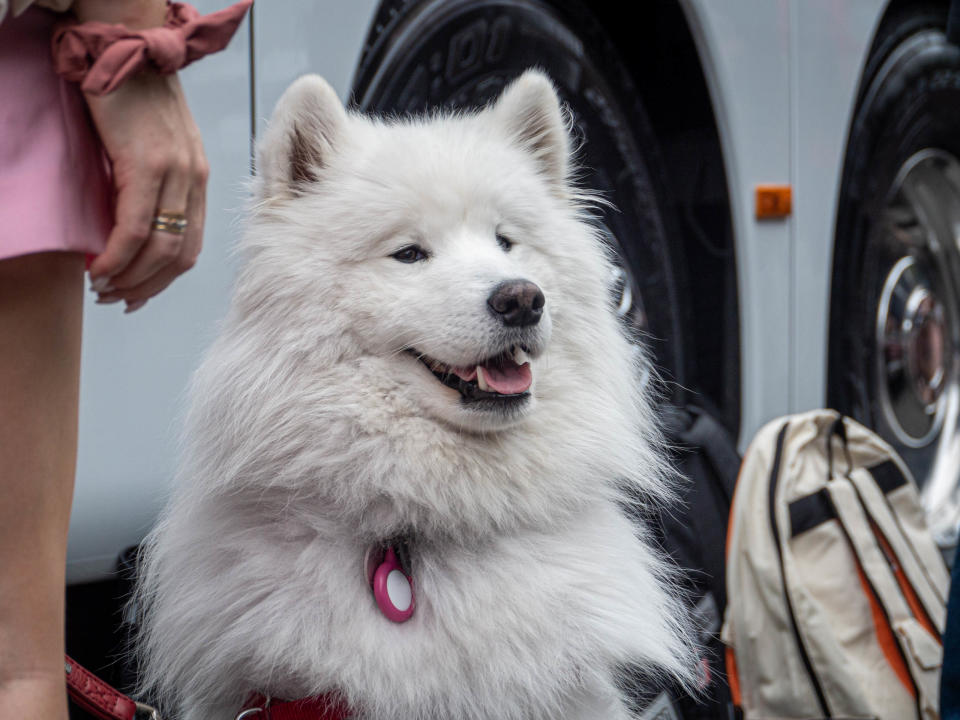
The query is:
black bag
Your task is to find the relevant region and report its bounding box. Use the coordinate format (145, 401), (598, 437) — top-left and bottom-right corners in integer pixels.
(636, 404), (741, 720)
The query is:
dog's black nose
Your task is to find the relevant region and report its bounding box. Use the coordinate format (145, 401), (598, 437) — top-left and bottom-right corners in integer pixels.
(487, 279), (545, 327)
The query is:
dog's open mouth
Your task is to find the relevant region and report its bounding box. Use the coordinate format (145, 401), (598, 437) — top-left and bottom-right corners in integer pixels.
(412, 345), (533, 402)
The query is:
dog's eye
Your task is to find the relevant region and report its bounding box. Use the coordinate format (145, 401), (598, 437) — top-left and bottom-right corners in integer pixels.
(392, 245), (429, 263)
(496, 234), (513, 252)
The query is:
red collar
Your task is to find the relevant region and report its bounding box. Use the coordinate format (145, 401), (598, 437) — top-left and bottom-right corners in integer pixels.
(240, 693), (352, 720)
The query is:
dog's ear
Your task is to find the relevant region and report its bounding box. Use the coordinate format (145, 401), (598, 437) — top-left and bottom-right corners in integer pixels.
(257, 74), (347, 197)
(491, 70), (570, 191)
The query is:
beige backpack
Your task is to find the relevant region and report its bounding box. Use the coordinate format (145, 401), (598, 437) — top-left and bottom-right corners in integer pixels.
(722, 410), (950, 719)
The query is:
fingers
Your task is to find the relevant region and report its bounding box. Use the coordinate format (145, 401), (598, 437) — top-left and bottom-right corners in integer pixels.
(87, 166), (163, 287)
(95, 155), (208, 312)
(84, 73), (209, 313)
(106, 160), (191, 292)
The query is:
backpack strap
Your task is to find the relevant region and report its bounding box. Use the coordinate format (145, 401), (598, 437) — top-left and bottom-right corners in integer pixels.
(826, 479), (941, 719)
(786, 464), (948, 632)
(848, 466), (948, 630)
(865, 461), (949, 602)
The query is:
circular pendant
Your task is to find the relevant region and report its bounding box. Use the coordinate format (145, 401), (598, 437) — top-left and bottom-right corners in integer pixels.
(371, 546), (415, 623)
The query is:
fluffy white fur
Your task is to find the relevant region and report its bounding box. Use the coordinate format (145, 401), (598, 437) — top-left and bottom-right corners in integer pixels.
(136, 70), (695, 720)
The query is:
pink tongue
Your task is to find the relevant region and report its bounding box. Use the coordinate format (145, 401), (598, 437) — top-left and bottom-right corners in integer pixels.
(481, 360), (532, 394)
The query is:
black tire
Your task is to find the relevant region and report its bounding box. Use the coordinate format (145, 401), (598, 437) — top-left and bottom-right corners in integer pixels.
(829, 3), (960, 511)
(351, 0), (692, 392)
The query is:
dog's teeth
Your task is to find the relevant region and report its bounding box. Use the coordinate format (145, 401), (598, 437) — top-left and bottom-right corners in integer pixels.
(476, 366), (490, 392)
(513, 347), (529, 365)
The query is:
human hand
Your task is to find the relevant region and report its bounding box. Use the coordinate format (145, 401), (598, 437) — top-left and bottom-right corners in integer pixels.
(84, 70), (208, 313)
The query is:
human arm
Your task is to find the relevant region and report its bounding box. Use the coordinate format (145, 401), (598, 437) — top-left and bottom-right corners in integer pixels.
(75, 0), (209, 311)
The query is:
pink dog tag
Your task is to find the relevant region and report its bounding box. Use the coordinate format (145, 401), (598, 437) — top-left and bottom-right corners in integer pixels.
(371, 546), (415, 623)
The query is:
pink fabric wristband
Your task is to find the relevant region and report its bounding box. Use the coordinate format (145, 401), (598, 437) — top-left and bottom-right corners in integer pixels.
(51, 0), (252, 95)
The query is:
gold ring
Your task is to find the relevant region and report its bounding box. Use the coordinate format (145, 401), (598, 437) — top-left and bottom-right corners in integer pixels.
(152, 209), (188, 235)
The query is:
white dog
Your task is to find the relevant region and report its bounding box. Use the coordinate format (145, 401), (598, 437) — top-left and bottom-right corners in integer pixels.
(136, 70), (694, 720)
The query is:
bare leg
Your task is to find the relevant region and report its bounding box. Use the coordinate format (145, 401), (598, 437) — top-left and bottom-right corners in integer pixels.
(0, 252), (84, 720)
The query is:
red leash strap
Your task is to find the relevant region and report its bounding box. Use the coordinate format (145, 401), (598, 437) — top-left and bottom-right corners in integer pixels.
(240, 692), (352, 720)
(64, 654), (142, 719)
(63, 654), (352, 720)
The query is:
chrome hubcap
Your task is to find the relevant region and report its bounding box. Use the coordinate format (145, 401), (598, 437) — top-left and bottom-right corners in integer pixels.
(876, 149), (960, 546)
(877, 258), (950, 446)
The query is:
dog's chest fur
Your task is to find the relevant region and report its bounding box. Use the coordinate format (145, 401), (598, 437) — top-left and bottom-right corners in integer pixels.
(172, 496), (660, 720)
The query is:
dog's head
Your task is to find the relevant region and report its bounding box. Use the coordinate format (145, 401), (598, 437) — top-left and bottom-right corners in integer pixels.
(206, 70), (672, 536)
(241, 70), (641, 434)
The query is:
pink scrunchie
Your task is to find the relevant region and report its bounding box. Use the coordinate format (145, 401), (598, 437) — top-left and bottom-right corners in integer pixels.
(51, 0), (253, 95)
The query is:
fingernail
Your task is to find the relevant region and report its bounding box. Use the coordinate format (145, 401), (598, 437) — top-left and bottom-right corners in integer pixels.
(96, 296), (122, 305)
(90, 277), (113, 293)
(124, 299), (148, 314)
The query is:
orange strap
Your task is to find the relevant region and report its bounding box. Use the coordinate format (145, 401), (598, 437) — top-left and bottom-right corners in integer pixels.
(725, 645), (742, 708)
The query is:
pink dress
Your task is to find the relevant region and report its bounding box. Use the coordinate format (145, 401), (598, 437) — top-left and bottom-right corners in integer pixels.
(0, 7), (111, 261)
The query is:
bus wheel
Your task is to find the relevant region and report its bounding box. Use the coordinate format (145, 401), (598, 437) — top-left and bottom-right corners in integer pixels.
(830, 4), (960, 549)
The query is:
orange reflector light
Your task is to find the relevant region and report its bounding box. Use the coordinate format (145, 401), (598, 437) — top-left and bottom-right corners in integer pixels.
(755, 185), (792, 219)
